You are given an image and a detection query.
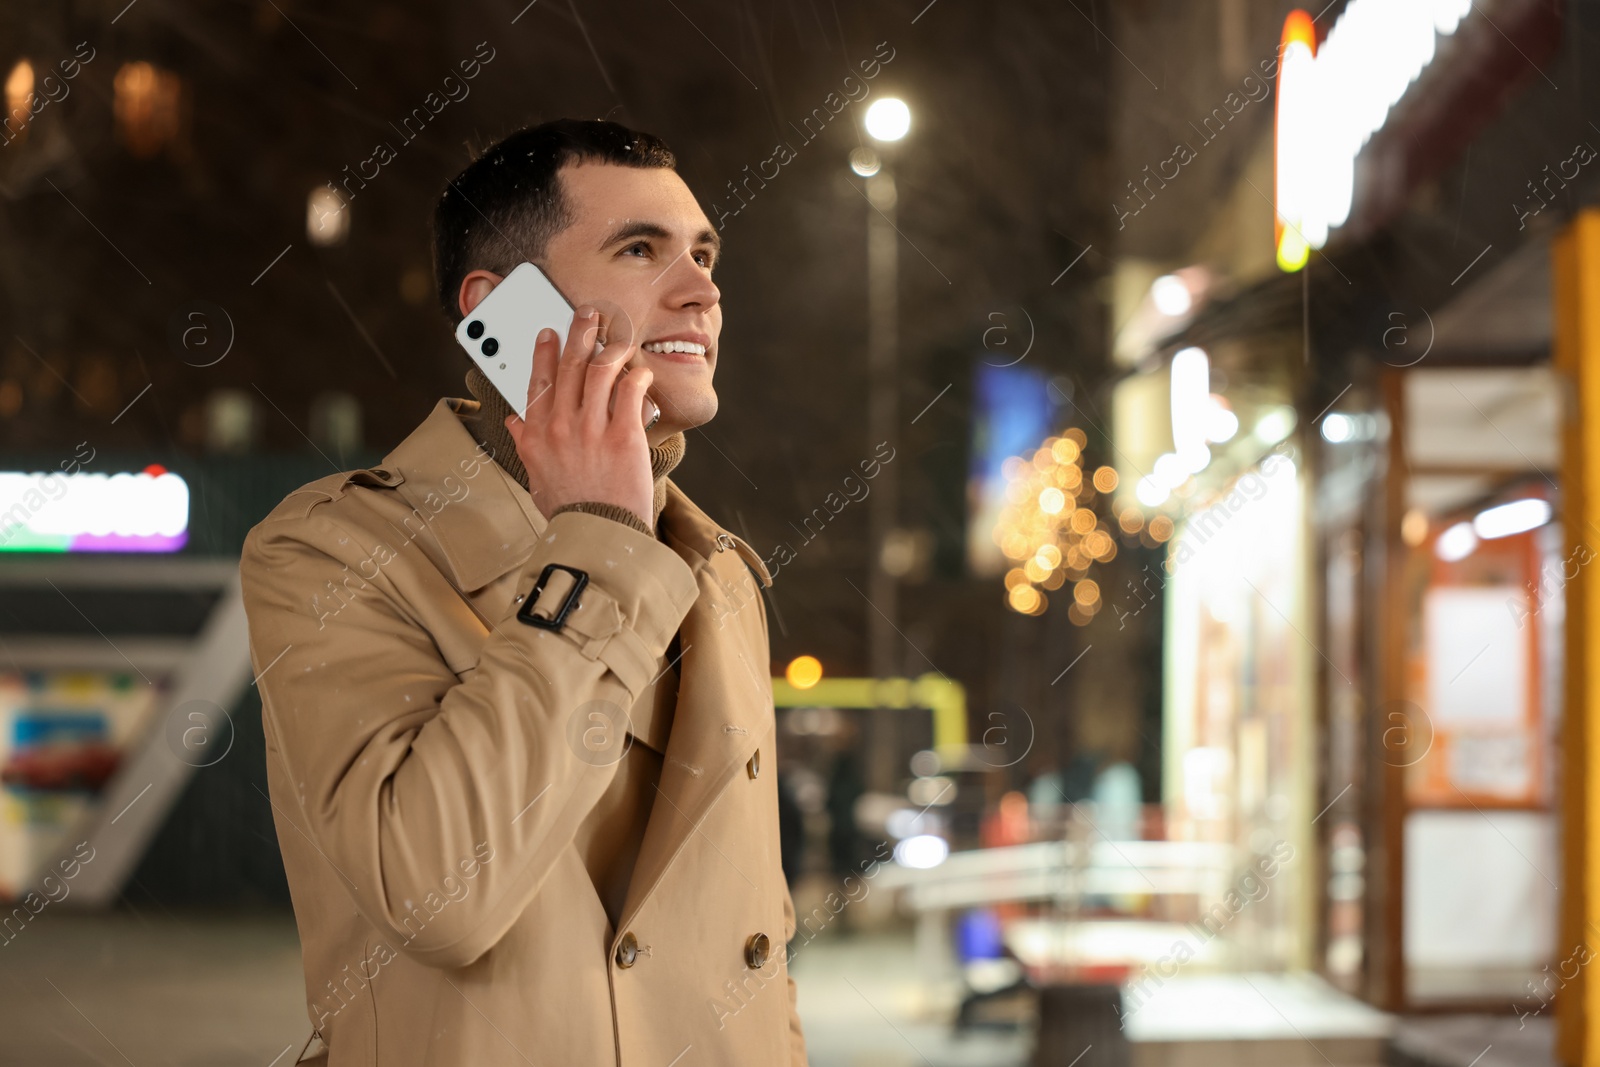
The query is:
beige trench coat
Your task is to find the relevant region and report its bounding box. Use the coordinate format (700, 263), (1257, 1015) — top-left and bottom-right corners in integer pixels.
(240, 398), (806, 1066)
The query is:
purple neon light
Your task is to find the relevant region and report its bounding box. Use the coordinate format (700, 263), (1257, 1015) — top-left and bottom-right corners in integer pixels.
(69, 532), (189, 553)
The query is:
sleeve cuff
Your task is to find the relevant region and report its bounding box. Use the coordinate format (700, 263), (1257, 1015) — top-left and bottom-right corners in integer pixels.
(551, 500), (653, 537)
(507, 510), (698, 696)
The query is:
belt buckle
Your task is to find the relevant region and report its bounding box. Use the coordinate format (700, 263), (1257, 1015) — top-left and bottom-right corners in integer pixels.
(516, 563), (590, 631)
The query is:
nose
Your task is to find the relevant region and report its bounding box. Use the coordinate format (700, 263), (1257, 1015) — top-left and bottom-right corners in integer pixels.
(661, 251), (720, 313)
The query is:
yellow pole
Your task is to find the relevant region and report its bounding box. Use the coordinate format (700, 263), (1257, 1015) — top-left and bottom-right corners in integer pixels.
(770, 674), (968, 762)
(1554, 208), (1600, 1066)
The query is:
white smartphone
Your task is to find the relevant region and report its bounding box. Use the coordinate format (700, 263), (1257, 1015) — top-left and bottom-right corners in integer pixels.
(454, 261), (657, 426)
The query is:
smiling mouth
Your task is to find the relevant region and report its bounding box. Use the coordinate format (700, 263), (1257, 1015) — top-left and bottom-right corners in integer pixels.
(641, 340), (708, 356)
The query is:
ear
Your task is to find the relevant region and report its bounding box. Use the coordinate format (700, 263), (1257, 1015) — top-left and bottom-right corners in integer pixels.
(458, 269), (504, 318)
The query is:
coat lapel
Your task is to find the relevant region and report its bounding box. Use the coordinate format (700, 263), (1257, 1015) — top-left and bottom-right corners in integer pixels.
(616, 481), (775, 932)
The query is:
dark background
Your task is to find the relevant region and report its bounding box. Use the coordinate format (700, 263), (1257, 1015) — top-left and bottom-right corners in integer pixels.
(1, 0), (1153, 906)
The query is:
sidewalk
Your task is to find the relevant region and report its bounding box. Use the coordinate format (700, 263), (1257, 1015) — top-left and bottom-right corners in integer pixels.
(790, 929), (1395, 1067)
(790, 930), (1032, 1067)
(0, 907), (1433, 1067)
(1389, 1015), (1557, 1067)
(0, 908), (307, 1066)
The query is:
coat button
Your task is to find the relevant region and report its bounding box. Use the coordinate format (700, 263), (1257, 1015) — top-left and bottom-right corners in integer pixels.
(615, 931), (639, 968)
(747, 749), (760, 779)
(745, 932), (771, 969)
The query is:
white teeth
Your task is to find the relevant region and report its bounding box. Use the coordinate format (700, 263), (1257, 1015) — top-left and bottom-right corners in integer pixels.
(644, 340), (706, 355)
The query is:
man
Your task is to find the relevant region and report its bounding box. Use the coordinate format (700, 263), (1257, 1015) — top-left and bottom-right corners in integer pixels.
(241, 119), (806, 1066)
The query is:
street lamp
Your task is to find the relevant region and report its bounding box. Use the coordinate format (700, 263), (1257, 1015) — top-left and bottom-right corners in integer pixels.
(854, 96), (910, 791)
(864, 97), (911, 143)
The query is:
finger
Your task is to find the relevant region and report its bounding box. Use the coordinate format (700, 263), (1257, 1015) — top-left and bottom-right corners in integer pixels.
(589, 298), (637, 365)
(609, 341), (651, 408)
(582, 339), (634, 430)
(553, 305), (600, 414)
(609, 366), (654, 437)
(507, 413), (543, 508)
(525, 328), (559, 421)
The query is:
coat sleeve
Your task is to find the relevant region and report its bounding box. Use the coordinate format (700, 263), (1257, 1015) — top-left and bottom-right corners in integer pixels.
(241, 506), (699, 970)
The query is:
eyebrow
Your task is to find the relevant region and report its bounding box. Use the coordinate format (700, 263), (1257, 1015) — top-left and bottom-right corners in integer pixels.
(597, 220), (722, 258)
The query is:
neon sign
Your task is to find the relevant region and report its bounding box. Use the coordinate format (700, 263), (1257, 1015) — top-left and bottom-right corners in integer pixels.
(0, 465), (189, 553)
(1275, 0), (1474, 271)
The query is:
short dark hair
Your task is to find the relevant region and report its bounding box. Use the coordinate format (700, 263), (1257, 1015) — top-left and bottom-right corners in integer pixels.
(431, 118), (677, 323)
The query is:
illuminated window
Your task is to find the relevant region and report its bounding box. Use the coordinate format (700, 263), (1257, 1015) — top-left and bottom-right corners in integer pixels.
(113, 61), (181, 157)
(4, 60), (33, 143)
(306, 186), (349, 246)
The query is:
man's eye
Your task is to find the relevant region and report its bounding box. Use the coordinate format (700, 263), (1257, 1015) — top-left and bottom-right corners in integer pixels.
(623, 242), (650, 257)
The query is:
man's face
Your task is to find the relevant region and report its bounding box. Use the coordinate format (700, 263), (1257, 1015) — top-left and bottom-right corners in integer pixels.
(538, 161), (722, 437)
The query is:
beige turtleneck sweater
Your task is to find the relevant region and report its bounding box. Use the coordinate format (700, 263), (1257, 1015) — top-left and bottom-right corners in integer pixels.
(463, 367), (687, 930)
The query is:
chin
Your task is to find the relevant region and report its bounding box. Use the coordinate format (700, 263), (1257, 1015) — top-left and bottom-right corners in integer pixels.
(660, 388), (718, 431)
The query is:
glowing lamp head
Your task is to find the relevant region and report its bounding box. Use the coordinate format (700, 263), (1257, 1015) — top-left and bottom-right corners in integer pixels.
(1472, 498), (1551, 540)
(1277, 225), (1311, 273)
(1435, 521), (1477, 562)
(785, 655), (824, 690)
(1152, 274), (1192, 317)
(864, 98), (911, 143)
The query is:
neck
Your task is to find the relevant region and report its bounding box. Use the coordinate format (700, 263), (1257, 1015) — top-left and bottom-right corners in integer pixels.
(462, 366), (686, 528)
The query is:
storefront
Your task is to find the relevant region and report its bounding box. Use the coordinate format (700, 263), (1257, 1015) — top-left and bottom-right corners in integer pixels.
(1104, 0), (1572, 1007)
(1271, 0), (1569, 1011)
(1311, 299), (1564, 1007)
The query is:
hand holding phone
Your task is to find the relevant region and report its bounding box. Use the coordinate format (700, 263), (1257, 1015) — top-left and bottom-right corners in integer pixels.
(513, 308), (657, 524)
(455, 263), (658, 523)
(455, 262), (658, 429)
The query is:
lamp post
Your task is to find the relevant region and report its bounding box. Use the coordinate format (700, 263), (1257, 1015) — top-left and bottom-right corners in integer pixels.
(856, 97), (909, 792)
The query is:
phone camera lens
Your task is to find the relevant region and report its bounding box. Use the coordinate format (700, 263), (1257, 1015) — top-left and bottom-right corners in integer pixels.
(466, 321), (485, 340)
(481, 337), (499, 357)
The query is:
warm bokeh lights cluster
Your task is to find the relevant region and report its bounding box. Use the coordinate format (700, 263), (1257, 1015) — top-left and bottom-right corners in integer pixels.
(992, 428), (1128, 624)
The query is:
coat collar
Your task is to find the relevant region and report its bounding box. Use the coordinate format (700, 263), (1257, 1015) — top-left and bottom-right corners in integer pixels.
(380, 398), (543, 593)
(658, 479), (773, 588)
